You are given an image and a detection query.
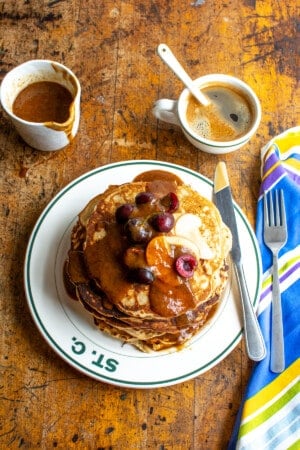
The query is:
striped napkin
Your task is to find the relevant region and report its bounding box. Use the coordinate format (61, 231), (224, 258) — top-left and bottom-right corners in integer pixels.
(228, 127), (300, 450)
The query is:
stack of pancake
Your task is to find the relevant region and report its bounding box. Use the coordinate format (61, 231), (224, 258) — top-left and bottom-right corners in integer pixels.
(64, 171), (232, 352)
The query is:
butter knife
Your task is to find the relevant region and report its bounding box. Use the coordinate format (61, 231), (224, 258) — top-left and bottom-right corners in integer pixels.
(214, 162), (266, 361)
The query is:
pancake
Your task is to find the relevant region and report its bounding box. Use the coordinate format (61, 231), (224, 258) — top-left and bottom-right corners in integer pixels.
(64, 170), (232, 352)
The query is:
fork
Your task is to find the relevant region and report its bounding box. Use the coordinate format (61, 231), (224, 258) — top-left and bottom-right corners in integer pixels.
(263, 189), (288, 373)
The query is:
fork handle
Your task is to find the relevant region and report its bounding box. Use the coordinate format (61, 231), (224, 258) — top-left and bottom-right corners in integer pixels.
(270, 254), (285, 373)
(234, 261), (266, 361)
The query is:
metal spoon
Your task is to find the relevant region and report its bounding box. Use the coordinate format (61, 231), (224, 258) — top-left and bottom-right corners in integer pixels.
(157, 43), (210, 106)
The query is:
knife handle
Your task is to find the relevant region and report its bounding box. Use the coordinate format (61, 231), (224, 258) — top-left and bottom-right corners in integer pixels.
(234, 261), (266, 361)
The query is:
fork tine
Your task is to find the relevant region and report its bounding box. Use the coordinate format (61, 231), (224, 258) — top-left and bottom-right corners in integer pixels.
(269, 191), (275, 226)
(275, 190), (281, 226)
(279, 190), (287, 227)
(264, 192), (269, 225)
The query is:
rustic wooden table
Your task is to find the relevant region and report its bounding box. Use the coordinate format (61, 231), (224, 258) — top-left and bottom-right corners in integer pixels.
(0, 1), (298, 448)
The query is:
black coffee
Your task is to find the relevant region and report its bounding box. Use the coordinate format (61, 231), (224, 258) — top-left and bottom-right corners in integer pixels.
(186, 84), (254, 142)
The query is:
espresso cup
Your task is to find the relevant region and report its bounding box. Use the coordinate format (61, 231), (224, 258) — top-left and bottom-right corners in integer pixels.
(0, 59), (81, 151)
(152, 74), (261, 154)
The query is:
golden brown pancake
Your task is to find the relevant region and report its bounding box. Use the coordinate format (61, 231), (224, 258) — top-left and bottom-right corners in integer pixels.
(64, 170), (232, 352)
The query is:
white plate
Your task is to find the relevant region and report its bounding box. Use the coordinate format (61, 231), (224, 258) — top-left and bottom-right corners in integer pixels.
(24, 160), (262, 388)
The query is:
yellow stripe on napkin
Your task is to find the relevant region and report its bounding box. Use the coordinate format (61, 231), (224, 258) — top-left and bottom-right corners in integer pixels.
(273, 129), (300, 154)
(240, 359), (299, 420)
(262, 127), (300, 180)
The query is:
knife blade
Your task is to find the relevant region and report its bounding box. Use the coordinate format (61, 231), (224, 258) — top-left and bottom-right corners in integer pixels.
(214, 161), (266, 361)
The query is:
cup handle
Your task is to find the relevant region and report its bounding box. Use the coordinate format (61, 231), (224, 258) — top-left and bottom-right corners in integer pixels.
(152, 99), (180, 125)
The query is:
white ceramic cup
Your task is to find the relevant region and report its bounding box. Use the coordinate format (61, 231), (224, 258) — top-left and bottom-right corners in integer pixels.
(0, 59), (81, 151)
(152, 74), (261, 154)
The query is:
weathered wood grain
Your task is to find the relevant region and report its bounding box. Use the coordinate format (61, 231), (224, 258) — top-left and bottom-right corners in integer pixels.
(0, 0), (298, 448)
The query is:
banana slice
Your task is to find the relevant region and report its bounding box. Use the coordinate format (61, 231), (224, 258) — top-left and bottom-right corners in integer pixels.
(174, 213), (214, 260)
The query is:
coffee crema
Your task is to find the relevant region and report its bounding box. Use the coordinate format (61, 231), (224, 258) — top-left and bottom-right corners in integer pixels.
(12, 81), (73, 123)
(186, 84), (254, 142)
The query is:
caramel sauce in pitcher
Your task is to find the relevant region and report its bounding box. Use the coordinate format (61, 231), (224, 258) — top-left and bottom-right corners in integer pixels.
(13, 81), (73, 123)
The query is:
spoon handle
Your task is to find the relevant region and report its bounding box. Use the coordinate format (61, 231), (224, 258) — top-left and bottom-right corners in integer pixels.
(157, 44), (210, 106)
